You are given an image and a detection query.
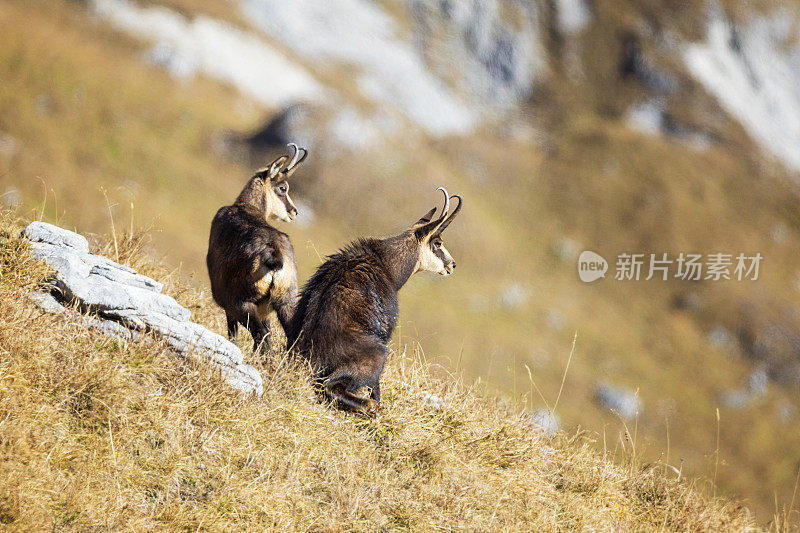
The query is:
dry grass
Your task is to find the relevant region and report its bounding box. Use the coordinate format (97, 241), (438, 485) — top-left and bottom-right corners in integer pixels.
(2, 0), (800, 525)
(0, 210), (762, 530)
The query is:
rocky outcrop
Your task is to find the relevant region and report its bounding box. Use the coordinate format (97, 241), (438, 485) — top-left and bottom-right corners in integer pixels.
(683, 6), (800, 172)
(411, 0), (546, 111)
(24, 221), (263, 396)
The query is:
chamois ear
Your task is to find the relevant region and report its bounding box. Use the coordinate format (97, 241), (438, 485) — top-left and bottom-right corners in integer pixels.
(254, 156), (289, 182)
(415, 187), (450, 239)
(414, 207), (437, 226)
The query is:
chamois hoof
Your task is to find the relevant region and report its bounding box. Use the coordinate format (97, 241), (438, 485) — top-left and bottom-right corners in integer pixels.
(359, 399), (380, 417)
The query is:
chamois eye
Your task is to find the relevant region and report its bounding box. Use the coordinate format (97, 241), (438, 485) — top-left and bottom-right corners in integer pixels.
(432, 240), (442, 249)
(277, 184), (288, 196)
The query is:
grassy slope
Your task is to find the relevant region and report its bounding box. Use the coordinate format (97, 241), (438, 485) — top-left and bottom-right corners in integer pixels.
(0, 0), (798, 524)
(0, 208), (758, 531)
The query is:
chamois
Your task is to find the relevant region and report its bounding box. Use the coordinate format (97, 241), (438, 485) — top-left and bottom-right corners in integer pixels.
(207, 143), (308, 353)
(286, 188), (462, 414)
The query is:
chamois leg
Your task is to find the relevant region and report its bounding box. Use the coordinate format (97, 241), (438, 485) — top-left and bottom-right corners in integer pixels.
(370, 381), (381, 403)
(226, 312), (239, 340)
(324, 377), (379, 416)
(272, 292), (297, 340)
(234, 302), (270, 353)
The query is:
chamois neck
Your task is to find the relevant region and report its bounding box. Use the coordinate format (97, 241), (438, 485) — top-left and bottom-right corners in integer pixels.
(234, 177), (268, 220)
(375, 234), (419, 291)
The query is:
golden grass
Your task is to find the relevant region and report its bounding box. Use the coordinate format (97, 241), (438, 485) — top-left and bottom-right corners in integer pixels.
(0, 208), (761, 531)
(2, 0), (800, 525)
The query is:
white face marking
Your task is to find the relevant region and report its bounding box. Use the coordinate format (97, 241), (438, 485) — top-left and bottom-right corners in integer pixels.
(265, 184), (296, 223)
(414, 240), (454, 276)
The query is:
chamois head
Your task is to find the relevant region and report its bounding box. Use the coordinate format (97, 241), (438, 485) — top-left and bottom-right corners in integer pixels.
(411, 187), (462, 276)
(245, 143), (308, 223)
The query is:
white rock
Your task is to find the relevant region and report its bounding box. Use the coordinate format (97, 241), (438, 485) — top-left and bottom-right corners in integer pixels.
(148, 40), (198, 78)
(24, 222), (262, 395)
(554, 0), (591, 34)
(92, 0), (326, 109)
(30, 291), (67, 314)
(684, 7), (800, 172)
(242, 0), (480, 136)
(626, 99), (665, 135)
(24, 221), (89, 253)
(32, 290), (141, 342)
(771, 222), (789, 243)
(410, 0), (546, 110)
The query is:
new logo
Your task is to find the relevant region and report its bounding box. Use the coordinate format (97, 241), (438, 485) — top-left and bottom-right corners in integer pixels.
(578, 251), (608, 282)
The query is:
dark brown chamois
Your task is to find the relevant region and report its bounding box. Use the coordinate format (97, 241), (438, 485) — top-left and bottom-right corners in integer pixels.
(207, 143), (308, 352)
(286, 188), (462, 415)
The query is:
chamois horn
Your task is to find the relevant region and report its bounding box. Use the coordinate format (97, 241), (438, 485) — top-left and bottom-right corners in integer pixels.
(417, 187), (452, 236)
(435, 194), (462, 234)
(284, 143), (308, 176)
(431, 186), (451, 232)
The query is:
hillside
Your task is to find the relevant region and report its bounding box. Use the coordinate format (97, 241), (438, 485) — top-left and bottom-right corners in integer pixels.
(0, 209), (759, 531)
(1, 0), (800, 524)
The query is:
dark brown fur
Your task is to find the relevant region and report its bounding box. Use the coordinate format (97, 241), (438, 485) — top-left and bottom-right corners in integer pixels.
(207, 154), (303, 352)
(286, 192), (461, 414)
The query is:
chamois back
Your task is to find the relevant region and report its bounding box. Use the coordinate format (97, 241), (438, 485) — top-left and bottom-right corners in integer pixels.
(288, 188), (463, 414)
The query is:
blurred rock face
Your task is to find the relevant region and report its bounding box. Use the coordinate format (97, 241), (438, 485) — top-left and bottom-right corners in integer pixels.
(410, 0), (546, 109)
(683, 6), (800, 172)
(93, 0), (551, 146)
(92, 0), (800, 173)
(241, 0), (481, 137)
(94, 0), (326, 108)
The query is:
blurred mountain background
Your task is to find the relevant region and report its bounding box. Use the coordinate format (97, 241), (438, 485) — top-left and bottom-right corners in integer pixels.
(2, 0), (800, 522)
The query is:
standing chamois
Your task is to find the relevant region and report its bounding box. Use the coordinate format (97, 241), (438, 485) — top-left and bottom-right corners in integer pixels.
(286, 188), (462, 415)
(207, 143), (308, 353)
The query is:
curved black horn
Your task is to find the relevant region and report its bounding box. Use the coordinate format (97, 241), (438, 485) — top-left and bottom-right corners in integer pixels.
(417, 187), (451, 237)
(287, 143), (301, 168)
(284, 143), (308, 175)
(435, 194), (462, 233)
(435, 187), (450, 220)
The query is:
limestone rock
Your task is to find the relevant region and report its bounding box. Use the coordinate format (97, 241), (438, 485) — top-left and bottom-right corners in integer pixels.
(24, 221), (263, 395)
